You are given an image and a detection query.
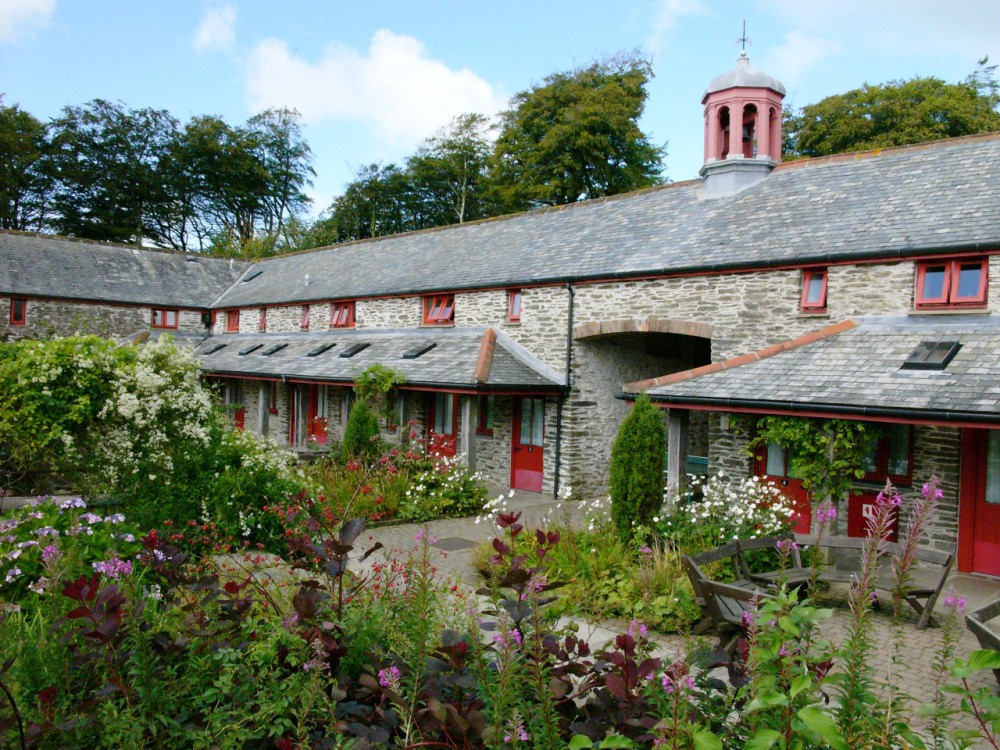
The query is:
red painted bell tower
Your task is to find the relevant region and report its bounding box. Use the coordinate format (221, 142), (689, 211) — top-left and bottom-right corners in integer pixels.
(700, 50), (785, 197)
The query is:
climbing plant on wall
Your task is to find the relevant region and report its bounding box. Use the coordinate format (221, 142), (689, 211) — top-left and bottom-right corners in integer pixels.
(736, 415), (878, 503)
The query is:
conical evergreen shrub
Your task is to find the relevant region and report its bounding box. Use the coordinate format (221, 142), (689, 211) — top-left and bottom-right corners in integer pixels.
(609, 393), (666, 539)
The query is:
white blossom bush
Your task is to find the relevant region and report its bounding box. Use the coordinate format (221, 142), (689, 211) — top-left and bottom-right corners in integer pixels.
(659, 471), (797, 553)
(398, 453), (488, 522)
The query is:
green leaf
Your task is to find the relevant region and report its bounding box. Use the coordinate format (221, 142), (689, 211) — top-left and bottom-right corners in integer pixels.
(789, 674), (813, 699)
(568, 736), (594, 750)
(797, 707), (848, 750)
(967, 649), (1000, 673)
(745, 729), (782, 750)
(747, 690), (790, 711)
(692, 728), (723, 750)
(779, 615), (800, 636)
(597, 736), (634, 749)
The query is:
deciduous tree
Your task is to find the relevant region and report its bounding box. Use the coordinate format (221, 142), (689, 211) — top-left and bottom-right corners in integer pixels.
(0, 101), (50, 231)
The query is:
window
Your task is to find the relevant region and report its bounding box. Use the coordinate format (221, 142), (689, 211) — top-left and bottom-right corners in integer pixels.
(915, 257), (988, 309)
(330, 301), (355, 328)
(225, 310), (240, 332)
(259, 308), (267, 331)
(800, 269), (827, 311)
(477, 395), (494, 435)
(301, 305), (311, 330)
(423, 294), (455, 325)
(9, 298), (26, 326)
(508, 290), (523, 322)
(860, 423), (913, 485)
(151, 308), (179, 329)
(432, 393), (456, 435)
(901, 340), (962, 371)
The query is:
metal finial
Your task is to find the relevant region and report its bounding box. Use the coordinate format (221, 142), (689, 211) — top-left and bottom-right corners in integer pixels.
(737, 20), (750, 52)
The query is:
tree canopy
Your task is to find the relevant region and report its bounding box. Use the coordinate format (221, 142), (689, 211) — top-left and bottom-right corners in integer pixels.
(490, 54), (666, 211)
(784, 59), (1000, 159)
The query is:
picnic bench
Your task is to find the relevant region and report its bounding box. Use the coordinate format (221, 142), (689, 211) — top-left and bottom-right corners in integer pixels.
(681, 542), (774, 653)
(966, 598), (1000, 688)
(743, 534), (953, 629)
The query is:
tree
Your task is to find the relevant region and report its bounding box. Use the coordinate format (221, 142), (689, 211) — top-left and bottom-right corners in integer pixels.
(0, 101), (50, 231)
(490, 54), (665, 212)
(406, 113), (494, 226)
(609, 393), (666, 540)
(45, 100), (178, 244)
(784, 69), (1000, 159)
(327, 162), (413, 242)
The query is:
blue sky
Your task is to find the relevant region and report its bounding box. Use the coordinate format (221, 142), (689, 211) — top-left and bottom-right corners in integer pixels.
(2, 0), (998, 216)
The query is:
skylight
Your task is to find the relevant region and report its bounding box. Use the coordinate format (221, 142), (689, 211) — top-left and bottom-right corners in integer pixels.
(339, 342), (370, 358)
(402, 342), (436, 359)
(239, 344), (264, 356)
(262, 343), (288, 356)
(203, 343), (227, 355)
(901, 340), (962, 371)
(307, 342), (337, 357)
(241, 269), (263, 283)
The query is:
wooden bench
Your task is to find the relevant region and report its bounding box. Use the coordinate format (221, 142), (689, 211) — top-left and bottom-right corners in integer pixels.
(788, 534), (955, 629)
(966, 599), (1000, 688)
(682, 543), (772, 653)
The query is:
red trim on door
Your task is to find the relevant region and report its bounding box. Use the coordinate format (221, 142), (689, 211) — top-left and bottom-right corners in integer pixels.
(511, 397), (544, 492)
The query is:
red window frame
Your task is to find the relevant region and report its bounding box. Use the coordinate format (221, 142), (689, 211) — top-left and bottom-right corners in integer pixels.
(915, 257), (988, 309)
(259, 307), (267, 332)
(9, 298), (27, 326)
(800, 269), (827, 311)
(330, 301), (355, 328)
(225, 310), (240, 332)
(508, 290), (523, 322)
(423, 294), (455, 325)
(150, 308), (179, 329)
(477, 394), (494, 435)
(301, 305), (311, 330)
(861, 423), (914, 486)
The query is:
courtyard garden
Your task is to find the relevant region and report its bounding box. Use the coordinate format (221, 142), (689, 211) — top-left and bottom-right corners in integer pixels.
(2, 338), (1000, 748)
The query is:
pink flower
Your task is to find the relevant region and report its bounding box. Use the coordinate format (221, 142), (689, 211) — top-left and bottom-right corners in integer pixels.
(944, 594), (966, 611)
(378, 665), (401, 689)
(41, 545), (59, 561)
(92, 557), (132, 579)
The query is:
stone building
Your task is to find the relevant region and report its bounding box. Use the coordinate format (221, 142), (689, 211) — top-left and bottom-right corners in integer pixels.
(2, 53), (1000, 575)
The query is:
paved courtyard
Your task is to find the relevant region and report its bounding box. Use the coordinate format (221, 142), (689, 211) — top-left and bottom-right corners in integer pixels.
(351, 491), (1000, 746)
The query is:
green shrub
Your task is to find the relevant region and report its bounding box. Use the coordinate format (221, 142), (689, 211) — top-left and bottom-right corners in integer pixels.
(342, 398), (381, 460)
(609, 393), (665, 539)
(398, 458), (488, 521)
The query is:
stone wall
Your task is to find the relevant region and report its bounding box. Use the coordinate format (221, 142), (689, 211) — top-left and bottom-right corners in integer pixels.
(1, 297), (149, 341)
(908, 425), (961, 553)
(358, 298), (422, 329)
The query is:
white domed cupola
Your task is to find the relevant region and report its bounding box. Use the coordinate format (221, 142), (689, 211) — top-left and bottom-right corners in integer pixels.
(700, 50), (786, 198)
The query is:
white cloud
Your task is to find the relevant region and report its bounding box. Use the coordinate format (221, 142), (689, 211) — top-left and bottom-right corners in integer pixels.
(244, 29), (507, 148)
(647, 0), (708, 54)
(192, 5), (236, 53)
(757, 31), (842, 88)
(0, 0), (55, 43)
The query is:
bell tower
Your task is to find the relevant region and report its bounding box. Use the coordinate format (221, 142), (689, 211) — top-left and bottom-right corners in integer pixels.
(700, 49), (785, 198)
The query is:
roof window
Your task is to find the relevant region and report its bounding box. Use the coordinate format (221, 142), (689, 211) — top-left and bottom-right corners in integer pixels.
(402, 342), (437, 359)
(339, 342), (370, 358)
(262, 343), (288, 356)
(901, 340), (962, 371)
(307, 342), (337, 357)
(203, 343), (227, 355)
(241, 269), (263, 283)
(239, 344), (264, 356)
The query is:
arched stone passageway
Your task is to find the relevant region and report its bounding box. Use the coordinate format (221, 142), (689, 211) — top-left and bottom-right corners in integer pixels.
(564, 321), (713, 495)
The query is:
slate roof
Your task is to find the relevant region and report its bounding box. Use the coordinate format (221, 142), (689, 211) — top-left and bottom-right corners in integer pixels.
(192, 328), (566, 392)
(630, 316), (1000, 424)
(213, 134), (1000, 308)
(0, 232), (249, 308)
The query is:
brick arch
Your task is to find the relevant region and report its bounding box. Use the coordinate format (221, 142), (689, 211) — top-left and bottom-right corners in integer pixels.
(572, 318), (713, 341)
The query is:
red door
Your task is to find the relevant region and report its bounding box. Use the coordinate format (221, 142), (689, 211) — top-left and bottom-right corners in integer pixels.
(427, 393), (458, 457)
(226, 380), (245, 431)
(755, 443), (811, 533)
(847, 490), (899, 542)
(307, 385), (329, 445)
(511, 397), (544, 492)
(959, 429), (1000, 575)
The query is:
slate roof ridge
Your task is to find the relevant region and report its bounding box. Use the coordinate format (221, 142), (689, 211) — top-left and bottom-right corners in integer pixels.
(624, 319), (858, 393)
(0, 228), (245, 265)
(773, 131), (1000, 174)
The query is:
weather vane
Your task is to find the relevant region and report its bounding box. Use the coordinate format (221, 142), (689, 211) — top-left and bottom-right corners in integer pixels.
(737, 20), (750, 52)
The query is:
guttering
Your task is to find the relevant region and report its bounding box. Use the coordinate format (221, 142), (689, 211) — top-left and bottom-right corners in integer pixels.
(616, 392), (1000, 428)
